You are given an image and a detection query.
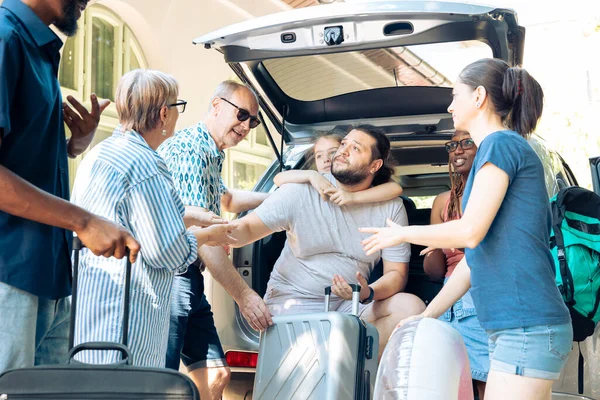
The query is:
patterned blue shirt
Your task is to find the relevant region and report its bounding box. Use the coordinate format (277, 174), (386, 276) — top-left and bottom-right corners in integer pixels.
(71, 127), (198, 367)
(158, 121), (228, 214)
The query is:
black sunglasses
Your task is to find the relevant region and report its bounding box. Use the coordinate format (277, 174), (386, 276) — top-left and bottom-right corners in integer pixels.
(445, 138), (475, 153)
(219, 97), (261, 129)
(168, 100), (187, 113)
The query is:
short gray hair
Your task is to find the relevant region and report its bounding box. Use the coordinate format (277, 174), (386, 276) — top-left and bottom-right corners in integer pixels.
(115, 69), (179, 134)
(209, 80), (258, 111)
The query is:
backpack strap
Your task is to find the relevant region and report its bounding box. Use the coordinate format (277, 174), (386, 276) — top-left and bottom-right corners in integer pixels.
(590, 253), (600, 319)
(578, 342), (584, 394)
(552, 199), (575, 304)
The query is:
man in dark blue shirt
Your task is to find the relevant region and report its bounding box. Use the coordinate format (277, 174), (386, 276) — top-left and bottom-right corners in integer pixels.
(0, 0), (140, 374)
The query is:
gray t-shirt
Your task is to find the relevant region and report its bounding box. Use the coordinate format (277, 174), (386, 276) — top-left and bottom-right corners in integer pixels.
(254, 175), (410, 299)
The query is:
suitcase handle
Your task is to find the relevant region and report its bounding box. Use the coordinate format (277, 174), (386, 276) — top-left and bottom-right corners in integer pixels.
(324, 284), (361, 315)
(69, 237), (133, 352)
(67, 342), (132, 365)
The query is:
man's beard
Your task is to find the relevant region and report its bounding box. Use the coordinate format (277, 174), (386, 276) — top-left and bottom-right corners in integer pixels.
(54, 0), (81, 37)
(331, 160), (370, 186)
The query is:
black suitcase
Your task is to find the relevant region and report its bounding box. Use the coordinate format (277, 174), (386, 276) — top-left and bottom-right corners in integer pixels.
(0, 237), (199, 400)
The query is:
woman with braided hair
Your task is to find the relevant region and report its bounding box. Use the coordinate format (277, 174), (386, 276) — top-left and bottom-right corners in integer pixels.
(421, 130), (489, 399)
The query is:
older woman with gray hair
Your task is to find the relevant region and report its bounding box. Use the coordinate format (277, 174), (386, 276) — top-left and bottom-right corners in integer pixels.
(70, 69), (237, 367)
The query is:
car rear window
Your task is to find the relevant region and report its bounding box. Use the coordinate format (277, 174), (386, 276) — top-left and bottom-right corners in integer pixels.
(262, 40), (492, 101)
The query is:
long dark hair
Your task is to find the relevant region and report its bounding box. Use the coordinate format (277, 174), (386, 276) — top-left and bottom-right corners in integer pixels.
(352, 124), (396, 186)
(445, 131), (473, 220)
(458, 58), (544, 137)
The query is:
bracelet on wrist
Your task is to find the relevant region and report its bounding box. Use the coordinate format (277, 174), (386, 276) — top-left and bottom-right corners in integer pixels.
(66, 139), (77, 159)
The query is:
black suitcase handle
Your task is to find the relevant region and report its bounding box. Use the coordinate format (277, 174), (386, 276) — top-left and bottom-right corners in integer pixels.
(68, 342), (132, 365)
(324, 284), (361, 315)
(69, 236), (133, 362)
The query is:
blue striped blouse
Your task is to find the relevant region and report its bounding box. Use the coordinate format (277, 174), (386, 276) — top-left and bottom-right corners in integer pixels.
(70, 127), (198, 367)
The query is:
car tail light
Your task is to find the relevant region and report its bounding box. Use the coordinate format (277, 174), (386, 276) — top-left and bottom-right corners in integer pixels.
(225, 351), (258, 368)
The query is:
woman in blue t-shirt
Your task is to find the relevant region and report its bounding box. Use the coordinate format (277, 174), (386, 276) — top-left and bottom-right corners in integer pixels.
(360, 58), (572, 400)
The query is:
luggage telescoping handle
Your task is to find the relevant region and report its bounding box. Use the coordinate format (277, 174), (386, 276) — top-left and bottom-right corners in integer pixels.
(324, 284), (361, 316)
(67, 342), (132, 365)
(68, 236), (133, 363)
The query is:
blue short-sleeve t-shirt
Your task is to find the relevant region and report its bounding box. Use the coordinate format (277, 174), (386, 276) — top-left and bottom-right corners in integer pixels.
(462, 130), (570, 330)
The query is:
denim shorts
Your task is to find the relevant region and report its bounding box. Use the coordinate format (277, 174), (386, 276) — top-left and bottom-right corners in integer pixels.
(0, 281), (70, 372)
(166, 265), (227, 371)
(439, 282), (490, 382)
(486, 323), (573, 380)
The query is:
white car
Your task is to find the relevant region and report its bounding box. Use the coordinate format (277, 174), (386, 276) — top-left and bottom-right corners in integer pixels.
(193, 2), (600, 399)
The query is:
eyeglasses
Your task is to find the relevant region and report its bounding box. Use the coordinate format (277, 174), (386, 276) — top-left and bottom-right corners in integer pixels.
(445, 138), (475, 153)
(219, 97), (261, 129)
(168, 100), (187, 113)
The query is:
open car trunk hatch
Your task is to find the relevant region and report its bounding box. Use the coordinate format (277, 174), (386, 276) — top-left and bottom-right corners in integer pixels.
(194, 1), (524, 144)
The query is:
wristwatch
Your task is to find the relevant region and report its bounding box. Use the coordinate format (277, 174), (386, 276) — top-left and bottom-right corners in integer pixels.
(360, 286), (375, 305)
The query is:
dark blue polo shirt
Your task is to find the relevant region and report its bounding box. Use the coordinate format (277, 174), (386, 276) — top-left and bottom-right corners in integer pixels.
(0, 0), (71, 299)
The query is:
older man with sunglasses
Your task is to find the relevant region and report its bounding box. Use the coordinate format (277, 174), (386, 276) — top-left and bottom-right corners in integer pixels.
(158, 80), (270, 400)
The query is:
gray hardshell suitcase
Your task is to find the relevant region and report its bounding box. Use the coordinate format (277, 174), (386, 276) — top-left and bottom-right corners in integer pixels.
(253, 284), (379, 400)
(0, 237), (199, 400)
